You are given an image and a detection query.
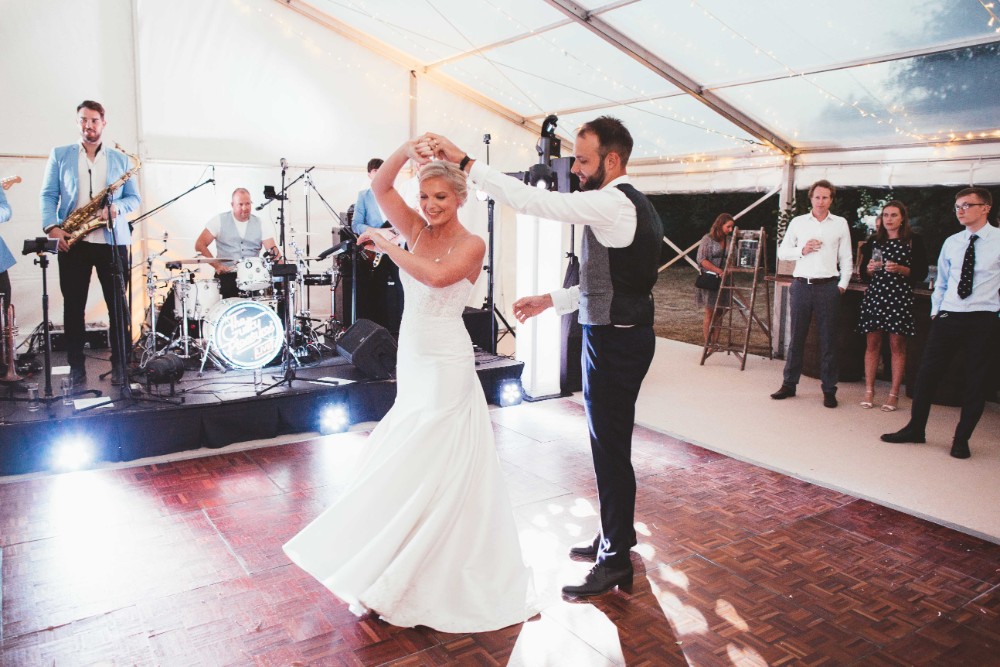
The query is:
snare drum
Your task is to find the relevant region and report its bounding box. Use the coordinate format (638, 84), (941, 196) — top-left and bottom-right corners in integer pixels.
(236, 257), (271, 292)
(174, 278), (222, 321)
(202, 298), (284, 370)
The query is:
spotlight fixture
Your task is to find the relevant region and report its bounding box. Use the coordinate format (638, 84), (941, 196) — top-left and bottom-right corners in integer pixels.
(319, 404), (350, 434)
(498, 380), (523, 407)
(51, 436), (95, 472)
(528, 163), (556, 190)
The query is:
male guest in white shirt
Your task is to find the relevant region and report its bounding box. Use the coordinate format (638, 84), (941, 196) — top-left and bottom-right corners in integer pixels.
(882, 187), (999, 459)
(771, 180), (853, 408)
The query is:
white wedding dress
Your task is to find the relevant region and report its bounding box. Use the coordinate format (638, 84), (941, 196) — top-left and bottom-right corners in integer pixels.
(283, 269), (536, 633)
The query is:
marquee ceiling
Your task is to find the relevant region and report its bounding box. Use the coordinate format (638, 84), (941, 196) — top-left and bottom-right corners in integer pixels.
(288, 0), (1000, 163)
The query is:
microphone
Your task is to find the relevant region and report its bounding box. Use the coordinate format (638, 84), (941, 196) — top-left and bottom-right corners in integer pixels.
(255, 201), (267, 211)
(280, 157), (288, 172)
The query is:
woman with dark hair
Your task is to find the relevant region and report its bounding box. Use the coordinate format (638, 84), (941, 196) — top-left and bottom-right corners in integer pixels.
(857, 200), (928, 411)
(696, 213), (734, 342)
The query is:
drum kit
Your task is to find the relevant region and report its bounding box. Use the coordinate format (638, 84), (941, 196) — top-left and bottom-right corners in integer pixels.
(132, 238), (342, 377)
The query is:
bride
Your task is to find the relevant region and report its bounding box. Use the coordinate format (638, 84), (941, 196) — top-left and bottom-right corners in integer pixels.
(283, 140), (536, 632)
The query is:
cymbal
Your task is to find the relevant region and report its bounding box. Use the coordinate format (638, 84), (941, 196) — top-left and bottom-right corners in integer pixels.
(168, 257), (235, 264)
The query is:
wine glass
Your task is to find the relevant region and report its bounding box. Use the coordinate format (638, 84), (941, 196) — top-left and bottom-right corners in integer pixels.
(871, 247), (884, 272)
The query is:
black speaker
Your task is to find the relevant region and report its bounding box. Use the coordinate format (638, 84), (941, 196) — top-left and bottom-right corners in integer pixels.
(462, 307), (493, 352)
(337, 319), (398, 380)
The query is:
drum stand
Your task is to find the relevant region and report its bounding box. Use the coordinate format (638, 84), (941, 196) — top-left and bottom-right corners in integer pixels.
(257, 266), (339, 396)
(169, 271), (218, 369)
(287, 243), (333, 359)
(132, 255), (173, 369)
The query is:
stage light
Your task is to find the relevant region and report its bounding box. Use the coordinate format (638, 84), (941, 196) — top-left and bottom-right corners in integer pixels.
(320, 404), (350, 434)
(51, 436), (95, 471)
(498, 380), (523, 407)
(527, 163), (556, 190)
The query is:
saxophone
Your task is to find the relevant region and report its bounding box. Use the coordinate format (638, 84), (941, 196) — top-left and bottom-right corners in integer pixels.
(62, 144), (142, 249)
(1, 298), (21, 383)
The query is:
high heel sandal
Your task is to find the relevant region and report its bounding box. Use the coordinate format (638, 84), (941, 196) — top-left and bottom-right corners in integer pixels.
(881, 393), (899, 412)
(860, 390), (875, 409)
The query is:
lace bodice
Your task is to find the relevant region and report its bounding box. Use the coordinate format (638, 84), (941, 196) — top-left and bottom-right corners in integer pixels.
(400, 271), (473, 319)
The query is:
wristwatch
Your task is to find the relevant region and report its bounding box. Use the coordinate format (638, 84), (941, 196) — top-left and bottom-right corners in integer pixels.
(459, 155), (472, 171)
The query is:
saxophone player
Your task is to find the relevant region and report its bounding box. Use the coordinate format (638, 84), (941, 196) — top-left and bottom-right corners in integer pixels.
(40, 100), (141, 387)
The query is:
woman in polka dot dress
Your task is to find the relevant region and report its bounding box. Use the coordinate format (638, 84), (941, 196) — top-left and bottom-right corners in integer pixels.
(857, 201), (928, 411)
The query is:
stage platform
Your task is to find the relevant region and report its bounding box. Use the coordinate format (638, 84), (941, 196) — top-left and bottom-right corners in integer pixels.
(0, 348), (523, 477)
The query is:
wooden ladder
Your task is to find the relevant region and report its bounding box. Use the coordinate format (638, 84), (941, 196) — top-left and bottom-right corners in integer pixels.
(700, 227), (774, 370)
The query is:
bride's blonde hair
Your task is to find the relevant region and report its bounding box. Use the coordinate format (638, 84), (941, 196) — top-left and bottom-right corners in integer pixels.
(419, 161), (468, 205)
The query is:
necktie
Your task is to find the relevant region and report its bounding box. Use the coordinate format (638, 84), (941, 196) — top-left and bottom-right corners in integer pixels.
(957, 234), (978, 299)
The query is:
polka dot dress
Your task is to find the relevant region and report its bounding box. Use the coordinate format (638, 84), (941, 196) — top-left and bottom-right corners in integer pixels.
(857, 239), (916, 336)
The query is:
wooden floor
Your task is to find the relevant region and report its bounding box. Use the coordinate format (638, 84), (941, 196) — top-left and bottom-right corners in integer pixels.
(2, 398), (999, 666)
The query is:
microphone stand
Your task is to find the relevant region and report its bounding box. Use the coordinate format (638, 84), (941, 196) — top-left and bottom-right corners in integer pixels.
(299, 172), (348, 329)
(81, 191), (180, 412)
(481, 134), (515, 353)
(1, 243), (102, 413)
(130, 177), (214, 226)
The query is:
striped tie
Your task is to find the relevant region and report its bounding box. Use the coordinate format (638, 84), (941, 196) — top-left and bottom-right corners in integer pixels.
(957, 234), (978, 299)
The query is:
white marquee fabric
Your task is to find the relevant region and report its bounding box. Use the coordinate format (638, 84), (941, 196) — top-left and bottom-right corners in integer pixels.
(1, 0), (998, 342)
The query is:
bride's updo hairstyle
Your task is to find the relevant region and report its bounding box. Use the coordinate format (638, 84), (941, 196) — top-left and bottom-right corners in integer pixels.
(420, 161), (468, 206)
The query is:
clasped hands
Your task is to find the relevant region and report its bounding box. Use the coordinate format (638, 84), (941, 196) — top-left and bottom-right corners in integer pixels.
(410, 133), (465, 165)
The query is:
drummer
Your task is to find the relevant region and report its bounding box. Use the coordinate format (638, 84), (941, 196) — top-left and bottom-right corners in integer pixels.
(195, 188), (281, 298)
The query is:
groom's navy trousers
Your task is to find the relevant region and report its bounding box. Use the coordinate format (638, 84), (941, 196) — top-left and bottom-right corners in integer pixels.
(582, 323), (656, 568)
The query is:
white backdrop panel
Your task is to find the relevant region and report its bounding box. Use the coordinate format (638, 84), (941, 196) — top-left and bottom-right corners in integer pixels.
(136, 0), (409, 167)
(0, 0), (139, 157)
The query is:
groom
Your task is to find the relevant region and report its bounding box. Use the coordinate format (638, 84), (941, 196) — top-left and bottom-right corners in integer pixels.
(421, 117), (662, 597)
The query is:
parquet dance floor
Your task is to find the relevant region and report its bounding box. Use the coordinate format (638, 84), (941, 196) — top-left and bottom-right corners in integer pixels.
(2, 398), (999, 665)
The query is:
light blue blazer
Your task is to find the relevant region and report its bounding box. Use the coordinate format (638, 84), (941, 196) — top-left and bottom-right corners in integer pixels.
(352, 188), (386, 235)
(0, 187), (14, 274)
(40, 144), (141, 245)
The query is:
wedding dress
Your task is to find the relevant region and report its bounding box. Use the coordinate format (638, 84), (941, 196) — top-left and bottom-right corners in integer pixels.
(283, 269), (535, 632)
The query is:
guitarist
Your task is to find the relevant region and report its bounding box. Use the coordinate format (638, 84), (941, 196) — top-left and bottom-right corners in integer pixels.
(40, 100), (141, 387)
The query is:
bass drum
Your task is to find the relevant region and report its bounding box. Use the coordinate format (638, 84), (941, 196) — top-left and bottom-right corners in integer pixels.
(202, 298), (284, 370)
(236, 257), (271, 293)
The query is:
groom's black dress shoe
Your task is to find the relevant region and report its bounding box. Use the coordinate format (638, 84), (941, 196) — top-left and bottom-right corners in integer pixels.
(569, 534), (600, 559)
(880, 427), (926, 444)
(562, 561), (633, 598)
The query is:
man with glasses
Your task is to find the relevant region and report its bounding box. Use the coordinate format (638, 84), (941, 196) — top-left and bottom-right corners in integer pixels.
(882, 187), (999, 458)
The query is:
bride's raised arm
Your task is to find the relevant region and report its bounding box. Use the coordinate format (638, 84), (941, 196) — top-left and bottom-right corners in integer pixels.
(371, 140), (427, 245)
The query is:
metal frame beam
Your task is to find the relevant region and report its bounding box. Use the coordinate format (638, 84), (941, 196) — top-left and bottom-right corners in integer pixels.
(542, 0), (795, 155)
(277, 0), (549, 137)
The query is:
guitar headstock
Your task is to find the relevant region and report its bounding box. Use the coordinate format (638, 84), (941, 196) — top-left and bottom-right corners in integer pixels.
(1, 176), (22, 191)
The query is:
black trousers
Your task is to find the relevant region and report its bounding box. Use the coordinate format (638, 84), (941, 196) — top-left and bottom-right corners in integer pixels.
(0, 270), (10, 312)
(783, 280), (841, 393)
(582, 323), (656, 567)
(908, 310), (1000, 443)
(57, 241), (130, 369)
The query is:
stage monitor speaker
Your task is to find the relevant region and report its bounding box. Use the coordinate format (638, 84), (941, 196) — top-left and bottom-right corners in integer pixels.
(462, 307), (493, 352)
(337, 319), (397, 380)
